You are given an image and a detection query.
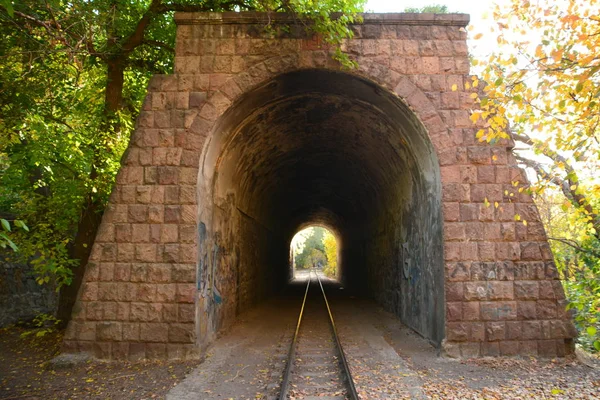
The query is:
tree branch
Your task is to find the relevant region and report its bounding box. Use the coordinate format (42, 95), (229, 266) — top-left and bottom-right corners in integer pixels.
(12, 10), (53, 33)
(515, 154), (600, 239)
(120, 0), (162, 55)
(514, 132), (593, 208)
(120, 1), (255, 56)
(142, 39), (174, 53)
(548, 237), (600, 257)
(9, 9), (106, 60)
(126, 58), (168, 75)
(515, 154), (571, 199)
(512, 132), (533, 146)
(43, 114), (74, 131)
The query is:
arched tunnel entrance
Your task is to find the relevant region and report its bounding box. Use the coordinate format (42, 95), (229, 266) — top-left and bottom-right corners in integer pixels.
(197, 69), (444, 347)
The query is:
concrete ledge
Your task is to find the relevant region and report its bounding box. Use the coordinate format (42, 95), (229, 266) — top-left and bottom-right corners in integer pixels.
(575, 347), (600, 370)
(175, 12), (470, 27)
(48, 353), (94, 369)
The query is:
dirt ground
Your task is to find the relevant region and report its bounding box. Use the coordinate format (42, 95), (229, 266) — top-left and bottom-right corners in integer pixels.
(353, 299), (600, 399)
(420, 356), (600, 399)
(0, 326), (196, 400)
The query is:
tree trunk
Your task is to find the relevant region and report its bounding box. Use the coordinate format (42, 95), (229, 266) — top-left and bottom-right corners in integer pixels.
(56, 59), (125, 326)
(104, 58), (125, 114)
(56, 196), (104, 324)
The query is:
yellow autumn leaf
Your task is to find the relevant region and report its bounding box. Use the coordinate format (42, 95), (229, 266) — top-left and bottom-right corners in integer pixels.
(451, 84), (458, 91)
(551, 49), (563, 62)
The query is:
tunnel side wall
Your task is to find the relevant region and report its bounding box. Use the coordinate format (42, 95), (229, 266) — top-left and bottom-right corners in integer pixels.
(63, 12), (576, 359)
(365, 161), (445, 346)
(196, 203), (285, 344)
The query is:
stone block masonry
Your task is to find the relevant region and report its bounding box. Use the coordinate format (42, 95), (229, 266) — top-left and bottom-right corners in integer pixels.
(63, 12), (575, 360)
(1, 254), (57, 327)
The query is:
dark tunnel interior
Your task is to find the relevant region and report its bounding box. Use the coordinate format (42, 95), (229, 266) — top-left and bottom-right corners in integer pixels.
(196, 69), (445, 347)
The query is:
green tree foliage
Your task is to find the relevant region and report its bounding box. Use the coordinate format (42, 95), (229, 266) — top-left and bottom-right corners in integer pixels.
(0, 0), (365, 321)
(304, 226), (326, 253)
(403, 4), (449, 13)
(305, 248), (326, 269)
(536, 191), (600, 351)
(0, 218), (28, 251)
(472, 0), (600, 352)
(294, 226), (326, 269)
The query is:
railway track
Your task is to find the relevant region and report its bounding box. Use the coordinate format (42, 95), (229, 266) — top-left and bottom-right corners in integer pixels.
(278, 270), (358, 400)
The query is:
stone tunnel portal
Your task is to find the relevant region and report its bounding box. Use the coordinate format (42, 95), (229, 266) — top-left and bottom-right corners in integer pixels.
(197, 69), (445, 347)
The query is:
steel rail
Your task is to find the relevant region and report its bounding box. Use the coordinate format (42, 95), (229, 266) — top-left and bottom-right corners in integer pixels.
(279, 274), (311, 399)
(314, 271), (359, 400)
(279, 270), (359, 400)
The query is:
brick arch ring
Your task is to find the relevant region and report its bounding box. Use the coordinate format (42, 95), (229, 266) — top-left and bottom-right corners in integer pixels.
(191, 54), (450, 348)
(193, 54), (452, 163)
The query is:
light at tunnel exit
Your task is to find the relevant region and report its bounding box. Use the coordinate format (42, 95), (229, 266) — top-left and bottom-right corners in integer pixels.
(290, 226), (339, 282)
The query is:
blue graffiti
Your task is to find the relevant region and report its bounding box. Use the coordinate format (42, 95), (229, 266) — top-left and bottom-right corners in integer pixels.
(410, 265), (421, 286)
(213, 286), (222, 305)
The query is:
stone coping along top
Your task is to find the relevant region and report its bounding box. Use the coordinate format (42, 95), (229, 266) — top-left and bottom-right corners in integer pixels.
(174, 12), (470, 27)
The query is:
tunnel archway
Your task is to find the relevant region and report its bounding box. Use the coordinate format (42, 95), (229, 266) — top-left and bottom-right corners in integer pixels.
(197, 69), (445, 347)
